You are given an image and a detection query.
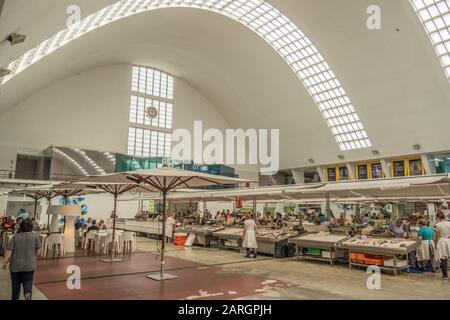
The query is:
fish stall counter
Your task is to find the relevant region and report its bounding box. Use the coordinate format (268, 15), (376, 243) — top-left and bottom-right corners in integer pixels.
(212, 227), (300, 258)
(289, 232), (349, 265)
(175, 225), (225, 247)
(256, 229), (300, 258)
(212, 228), (243, 250)
(113, 219), (163, 237)
(342, 237), (421, 276)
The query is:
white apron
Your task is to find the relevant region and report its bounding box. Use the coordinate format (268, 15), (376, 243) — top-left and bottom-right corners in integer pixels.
(243, 219), (258, 249)
(436, 238), (450, 260)
(165, 217), (175, 239)
(416, 240), (435, 261)
(435, 221), (450, 260)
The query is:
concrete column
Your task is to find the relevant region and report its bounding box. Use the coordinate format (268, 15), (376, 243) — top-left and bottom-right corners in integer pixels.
(421, 154), (432, 175)
(275, 203), (285, 215)
(316, 166), (325, 182)
(291, 169), (305, 184)
(392, 204), (400, 219)
(346, 163), (356, 180)
(380, 159), (390, 178)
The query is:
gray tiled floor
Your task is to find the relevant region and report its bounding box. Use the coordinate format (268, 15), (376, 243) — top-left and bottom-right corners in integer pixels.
(1, 237), (448, 300)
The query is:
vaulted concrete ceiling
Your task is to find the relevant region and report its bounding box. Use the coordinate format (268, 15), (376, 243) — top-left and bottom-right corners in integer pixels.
(0, 0), (449, 170)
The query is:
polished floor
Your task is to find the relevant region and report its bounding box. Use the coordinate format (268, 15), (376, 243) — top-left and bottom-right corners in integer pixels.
(0, 237), (449, 300)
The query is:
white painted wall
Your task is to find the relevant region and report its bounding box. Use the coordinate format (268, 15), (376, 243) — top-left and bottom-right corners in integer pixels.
(0, 63), (258, 176)
(0, 63), (258, 220)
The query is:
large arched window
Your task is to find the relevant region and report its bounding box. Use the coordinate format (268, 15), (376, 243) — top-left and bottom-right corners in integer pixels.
(127, 65), (174, 158)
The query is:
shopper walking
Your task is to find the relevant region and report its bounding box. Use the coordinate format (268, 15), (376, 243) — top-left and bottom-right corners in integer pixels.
(243, 213), (258, 258)
(435, 212), (450, 281)
(2, 219), (42, 300)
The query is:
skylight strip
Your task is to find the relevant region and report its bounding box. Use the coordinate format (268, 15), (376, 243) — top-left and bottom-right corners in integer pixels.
(0, 0), (371, 151)
(410, 0), (450, 81)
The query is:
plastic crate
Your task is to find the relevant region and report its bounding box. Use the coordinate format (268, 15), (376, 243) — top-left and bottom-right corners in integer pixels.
(350, 252), (365, 262)
(305, 248), (322, 256)
(364, 258), (384, 266)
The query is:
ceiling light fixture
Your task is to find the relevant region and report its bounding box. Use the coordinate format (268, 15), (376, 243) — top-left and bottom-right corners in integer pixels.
(413, 144), (421, 150)
(0, 68), (10, 78)
(7, 33), (27, 45)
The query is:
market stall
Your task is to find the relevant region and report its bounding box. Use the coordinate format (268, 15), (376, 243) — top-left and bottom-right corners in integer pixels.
(212, 227), (299, 257)
(175, 224), (225, 247)
(212, 227), (243, 251)
(256, 228), (299, 258)
(114, 219), (163, 237)
(342, 237), (421, 275)
(289, 232), (349, 265)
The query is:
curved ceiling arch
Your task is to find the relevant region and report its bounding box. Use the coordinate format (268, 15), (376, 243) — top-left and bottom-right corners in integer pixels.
(1, 0), (371, 152)
(409, 0), (450, 84)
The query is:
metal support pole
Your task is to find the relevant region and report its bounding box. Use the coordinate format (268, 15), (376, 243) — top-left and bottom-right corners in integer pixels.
(101, 191), (123, 263)
(147, 181), (177, 281)
(326, 192), (332, 219)
(33, 198), (38, 219)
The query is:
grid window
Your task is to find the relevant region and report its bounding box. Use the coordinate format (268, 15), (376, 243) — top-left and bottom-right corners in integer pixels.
(128, 127), (172, 158)
(411, 0), (450, 81)
(1, 0), (371, 151)
(128, 65), (174, 158)
(131, 66), (174, 100)
(129, 95), (173, 129)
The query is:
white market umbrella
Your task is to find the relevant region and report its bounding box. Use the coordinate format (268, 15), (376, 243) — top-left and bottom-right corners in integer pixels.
(60, 167), (252, 278)
(124, 167), (252, 281)
(17, 184), (91, 228)
(56, 178), (143, 263)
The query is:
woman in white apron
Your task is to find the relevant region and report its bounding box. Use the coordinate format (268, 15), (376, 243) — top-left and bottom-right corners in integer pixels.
(243, 213), (258, 258)
(165, 213), (176, 244)
(435, 212), (450, 280)
(415, 219), (435, 272)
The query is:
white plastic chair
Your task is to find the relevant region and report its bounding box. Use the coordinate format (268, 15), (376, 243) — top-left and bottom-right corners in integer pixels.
(121, 232), (137, 253)
(102, 233), (121, 254)
(43, 233), (64, 258)
(83, 231), (97, 251)
(75, 229), (83, 247)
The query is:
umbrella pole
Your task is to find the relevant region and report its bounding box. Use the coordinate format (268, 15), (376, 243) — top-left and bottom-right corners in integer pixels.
(46, 198), (51, 229)
(147, 188), (177, 281)
(34, 198), (38, 219)
(101, 192), (123, 263)
(161, 190), (166, 278)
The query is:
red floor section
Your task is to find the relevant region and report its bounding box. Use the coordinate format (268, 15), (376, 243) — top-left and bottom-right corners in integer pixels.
(35, 252), (200, 283)
(34, 252), (292, 300)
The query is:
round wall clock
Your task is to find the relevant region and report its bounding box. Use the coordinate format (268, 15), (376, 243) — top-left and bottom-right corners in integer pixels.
(146, 106), (158, 118)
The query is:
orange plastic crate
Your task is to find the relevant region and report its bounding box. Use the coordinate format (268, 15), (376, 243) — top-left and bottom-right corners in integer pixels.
(363, 258), (384, 266)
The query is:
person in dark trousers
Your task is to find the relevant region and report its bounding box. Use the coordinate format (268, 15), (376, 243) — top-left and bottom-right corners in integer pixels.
(435, 212), (450, 281)
(2, 219), (41, 300)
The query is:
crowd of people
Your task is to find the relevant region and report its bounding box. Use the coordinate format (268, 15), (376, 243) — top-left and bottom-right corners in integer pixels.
(386, 212), (450, 280)
(74, 217), (107, 232)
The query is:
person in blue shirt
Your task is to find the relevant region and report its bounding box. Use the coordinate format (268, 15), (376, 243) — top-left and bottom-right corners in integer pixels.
(17, 209), (30, 220)
(416, 218), (435, 272)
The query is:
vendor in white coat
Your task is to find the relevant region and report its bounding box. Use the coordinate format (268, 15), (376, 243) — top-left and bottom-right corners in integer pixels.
(243, 213), (258, 258)
(165, 213), (176, 244)
(435, 211), (450, 281)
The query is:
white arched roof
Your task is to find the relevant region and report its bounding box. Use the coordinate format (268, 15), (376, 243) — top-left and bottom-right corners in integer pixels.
(0, 0), (371, 152)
